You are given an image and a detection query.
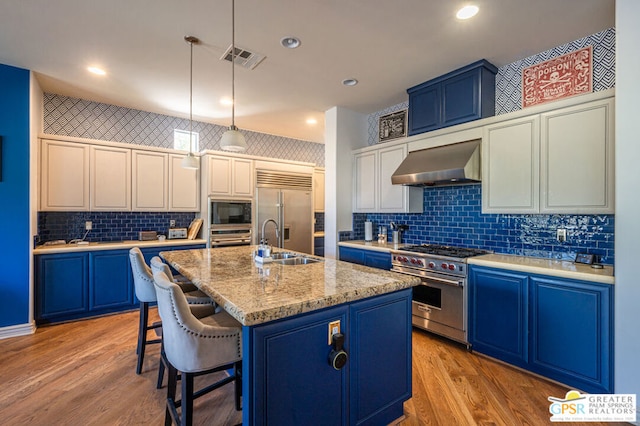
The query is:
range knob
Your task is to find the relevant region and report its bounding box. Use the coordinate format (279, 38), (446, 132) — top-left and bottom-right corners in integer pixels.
(441, 263), (448, 270)
(428, 262), (436, 268)
(415, 259), (424, 267)
(448, 264), (456, 271)
(410, 258), (417, 264)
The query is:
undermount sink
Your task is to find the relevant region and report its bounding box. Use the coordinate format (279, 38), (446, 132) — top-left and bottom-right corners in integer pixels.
(272, 256), (323, 266)
(270, 252), (298, 260)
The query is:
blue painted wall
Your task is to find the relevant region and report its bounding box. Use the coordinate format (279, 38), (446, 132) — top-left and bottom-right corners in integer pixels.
(0, 64), (31, 327)
(353, 185), (614, 265)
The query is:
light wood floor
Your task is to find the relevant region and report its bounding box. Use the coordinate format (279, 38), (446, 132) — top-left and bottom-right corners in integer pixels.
(0, 310), (627, 426)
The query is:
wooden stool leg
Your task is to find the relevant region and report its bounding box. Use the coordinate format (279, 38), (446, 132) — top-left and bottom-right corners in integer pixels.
(234, 361), (242, 411)
(181, 372), (194, 426)
(166, 363), (178, 426)
(157, 338), (166, 389)
(136, 302), (149, 374)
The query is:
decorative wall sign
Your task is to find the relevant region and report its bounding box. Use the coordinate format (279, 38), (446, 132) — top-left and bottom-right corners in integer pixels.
(522, 46), (593, 108)
(378, 109), (407, 143)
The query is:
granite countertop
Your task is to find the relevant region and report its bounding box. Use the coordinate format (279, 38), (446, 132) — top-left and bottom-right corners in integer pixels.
(338, 240), (406, 252)
(160, 245), (419, 326)
(468, 254), (614, 285)
(34, 238), (208, 255)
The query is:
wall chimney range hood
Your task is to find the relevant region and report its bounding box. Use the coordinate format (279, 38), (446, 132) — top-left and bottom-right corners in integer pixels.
(391, 140), (481, 186)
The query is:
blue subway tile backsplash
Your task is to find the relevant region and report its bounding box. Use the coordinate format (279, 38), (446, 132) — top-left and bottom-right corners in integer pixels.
(354, 185), (614, 265)
(38, 211), (196, 243)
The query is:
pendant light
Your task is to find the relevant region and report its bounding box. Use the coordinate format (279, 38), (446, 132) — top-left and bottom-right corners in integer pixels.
(181, 35), (200, 169)
(219, 0), (247, 152)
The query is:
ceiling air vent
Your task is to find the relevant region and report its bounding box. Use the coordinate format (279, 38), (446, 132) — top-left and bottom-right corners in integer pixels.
(221, 45), (266, 70)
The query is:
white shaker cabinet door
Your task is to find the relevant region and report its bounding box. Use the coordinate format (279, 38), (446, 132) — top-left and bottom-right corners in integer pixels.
(232, 158), (254, 197)
(540, 98), (614, 214)
(313, 168), (325, 212)
(169, 154), (200, 211)
(132, 150), (168, 211)
(482, 116), (540, 213)
(378, 145), (406, 212)
(90, 145), (131, 211)
(40, 139), (90, 211)
(208, 155), (232, 196)
(353, 151), (377, 212)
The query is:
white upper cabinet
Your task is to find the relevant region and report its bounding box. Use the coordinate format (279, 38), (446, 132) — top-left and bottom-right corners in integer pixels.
(90, 145), (131, 211)
(540, 98), (614, 214)
(313, 167), (325, 212)
(40, 139), (90, 211)
(169, 154), (200, 211)
(353, 151), (377, 212)
(131, 150), (168, 211)
(482, 116), (540, 213)
(207, 155), (254, 198)
(482, 95), (614, 214)
(353, 143), (423, 213)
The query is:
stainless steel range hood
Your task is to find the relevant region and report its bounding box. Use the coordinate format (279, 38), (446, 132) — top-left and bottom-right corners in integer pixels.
(391, 139), (481, 186)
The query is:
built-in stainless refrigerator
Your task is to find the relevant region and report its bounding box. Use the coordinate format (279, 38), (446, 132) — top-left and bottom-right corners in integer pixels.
(255, 182), (313, 254)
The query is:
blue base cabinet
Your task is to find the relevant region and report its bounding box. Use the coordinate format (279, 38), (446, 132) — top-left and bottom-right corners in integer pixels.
(407, 60), (497, 136)
(468, 266), (613, 394)
(245, 289), (412, 425)
(36, 252), (89, 321)
(339, 246), (392, 271)
(468, 268), (529, 367)
(530, 276), (613, 394)
(35, 243), (205, 324)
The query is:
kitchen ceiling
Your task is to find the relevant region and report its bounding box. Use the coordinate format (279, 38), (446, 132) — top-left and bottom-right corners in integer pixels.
(0, 1), (614, 144)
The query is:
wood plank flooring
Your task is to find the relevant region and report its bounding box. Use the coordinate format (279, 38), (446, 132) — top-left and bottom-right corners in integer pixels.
(0, 310), (628, 426)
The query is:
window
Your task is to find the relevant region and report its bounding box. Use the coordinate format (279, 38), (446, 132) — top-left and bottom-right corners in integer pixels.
(173, 129), (199, 152)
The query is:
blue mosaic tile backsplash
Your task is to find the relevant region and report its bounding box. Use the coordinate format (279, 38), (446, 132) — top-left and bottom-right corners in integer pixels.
(354, 185), (614, 265)
(37, 212), (196, 243)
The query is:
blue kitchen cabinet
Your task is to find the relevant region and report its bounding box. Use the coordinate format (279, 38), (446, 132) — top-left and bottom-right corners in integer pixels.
(407, 60), (497, 136)
(35, 243), (205, 324)
(468, 265), (613, 394)
(468, 267), (529, 367)
(247, 289), (411, 425)
(36, 252), (89, 322)
(349, 289), (412, 425)
(530, 276), (613, 394)
(314, 236), (325, 257)
(339, 246), (392, 271)
(250, 305), (349, 425)
(89, 250), (133, 311)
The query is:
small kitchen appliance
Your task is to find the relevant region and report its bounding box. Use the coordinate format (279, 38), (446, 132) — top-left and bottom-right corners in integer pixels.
(390, 244), (490, 346)
(167, 228), (188, 239)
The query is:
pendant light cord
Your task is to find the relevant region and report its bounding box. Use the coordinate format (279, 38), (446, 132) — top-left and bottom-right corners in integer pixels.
(189, 38), (194, 154)
(231, 0), (236, 129)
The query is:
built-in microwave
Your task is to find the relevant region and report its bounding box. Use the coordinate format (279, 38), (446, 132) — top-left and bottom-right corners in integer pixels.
(209, 199), (253, 247)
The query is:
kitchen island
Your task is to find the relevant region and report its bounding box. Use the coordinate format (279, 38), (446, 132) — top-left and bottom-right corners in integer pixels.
(160, 246), (419, 426)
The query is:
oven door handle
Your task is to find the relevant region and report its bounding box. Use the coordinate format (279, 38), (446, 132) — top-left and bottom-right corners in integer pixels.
(427, 276), (464, 287)
(392, 268), (464, 287)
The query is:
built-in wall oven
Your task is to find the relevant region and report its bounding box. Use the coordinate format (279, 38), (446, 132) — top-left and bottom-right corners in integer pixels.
(391, 244), (489, 346)
(209, 198), (253, 247)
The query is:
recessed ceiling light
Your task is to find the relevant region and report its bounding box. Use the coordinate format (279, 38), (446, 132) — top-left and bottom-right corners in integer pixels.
(280, 36), (301, 49)
(456, 5), (479, 20)
(220, 97), (234, 106)
(342, 78), (358, 87)
(306, 118), (317, 125)
(87, 66), (106, 76)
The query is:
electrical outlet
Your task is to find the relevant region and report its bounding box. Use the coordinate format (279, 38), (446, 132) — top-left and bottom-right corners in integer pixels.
(328, 320), (341, 345)
(556, 228), (567, 243)
(85, 221), (92, 231)
(170, 220), (176, 228)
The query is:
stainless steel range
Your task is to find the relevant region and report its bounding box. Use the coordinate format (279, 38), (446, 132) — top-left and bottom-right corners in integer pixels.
(390, 244), (490, 346)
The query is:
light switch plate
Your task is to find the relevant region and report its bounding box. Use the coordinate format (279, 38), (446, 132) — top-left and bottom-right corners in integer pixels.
(328, 320), (340, 345)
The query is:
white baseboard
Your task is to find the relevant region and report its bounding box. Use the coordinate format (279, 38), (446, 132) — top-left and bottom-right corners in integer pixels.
(0, 322), (36, 340)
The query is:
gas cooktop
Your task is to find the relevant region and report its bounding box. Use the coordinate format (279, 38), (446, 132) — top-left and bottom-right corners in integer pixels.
(396, 244), (490, 259)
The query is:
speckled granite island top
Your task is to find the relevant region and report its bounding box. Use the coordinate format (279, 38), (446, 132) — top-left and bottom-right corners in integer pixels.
(160, 246), (420, 326)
